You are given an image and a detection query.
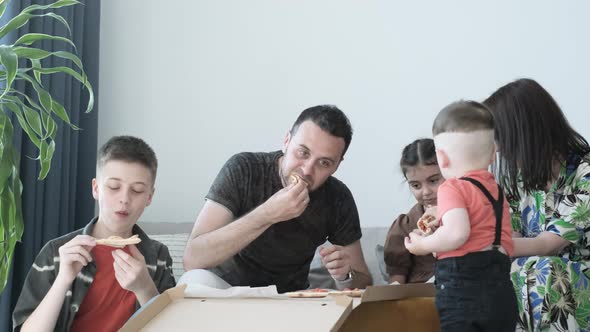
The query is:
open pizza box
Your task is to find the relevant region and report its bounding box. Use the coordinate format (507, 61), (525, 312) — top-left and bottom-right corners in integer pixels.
(120, 284), (353, 332)
(339, 282), (439, 331)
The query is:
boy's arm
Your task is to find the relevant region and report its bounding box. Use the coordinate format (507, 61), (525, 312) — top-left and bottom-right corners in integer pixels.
(405, 208), (470, 255)
(183, 180), (309, 270)
(16, 235), (95, 332)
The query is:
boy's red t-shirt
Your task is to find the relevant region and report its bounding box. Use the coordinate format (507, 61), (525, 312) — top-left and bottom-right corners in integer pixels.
(436, 169), (514, 260)
(70, 245), (137, 332)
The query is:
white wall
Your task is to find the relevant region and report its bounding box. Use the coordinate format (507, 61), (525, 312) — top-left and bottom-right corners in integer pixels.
(99, 0), (590, 227)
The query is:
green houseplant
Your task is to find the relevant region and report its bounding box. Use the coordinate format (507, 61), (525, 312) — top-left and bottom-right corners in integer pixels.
(0, 0), (94, 293)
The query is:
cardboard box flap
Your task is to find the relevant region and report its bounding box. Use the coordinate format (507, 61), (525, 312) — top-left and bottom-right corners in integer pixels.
(361, 283), (435, 303)
(120, 284), (187, 332)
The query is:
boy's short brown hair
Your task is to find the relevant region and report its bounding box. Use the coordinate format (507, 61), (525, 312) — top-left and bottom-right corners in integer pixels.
(97, 136), (158, 184)
(432, 100), (494, 136)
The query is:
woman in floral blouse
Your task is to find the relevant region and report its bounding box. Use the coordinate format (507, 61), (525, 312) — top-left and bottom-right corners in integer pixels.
(485, 78), (590, 331)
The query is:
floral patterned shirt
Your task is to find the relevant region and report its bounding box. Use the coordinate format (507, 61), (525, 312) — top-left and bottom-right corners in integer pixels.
(510, 154), (590, 262)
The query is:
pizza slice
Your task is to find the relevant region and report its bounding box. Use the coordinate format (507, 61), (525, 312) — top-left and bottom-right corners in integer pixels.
(95, 234), (141, 248)
(417, 214), (436, 235)
(330, 288), (363, 297)
(285, 288), (329, 298)
(288, 174), (308, 187)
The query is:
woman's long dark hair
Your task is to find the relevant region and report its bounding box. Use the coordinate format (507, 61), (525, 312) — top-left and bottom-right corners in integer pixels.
(484, 78), (590, 199)
(400, 138), (438, 178)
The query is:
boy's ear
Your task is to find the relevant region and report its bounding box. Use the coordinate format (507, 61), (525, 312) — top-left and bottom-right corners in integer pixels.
(282, 130), (291, 153)
(91, 178), (99, 200)
(436, 148), (450, 169)
(145, 187), (155, 207)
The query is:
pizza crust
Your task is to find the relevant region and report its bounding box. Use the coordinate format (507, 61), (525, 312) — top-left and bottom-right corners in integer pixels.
(285, 288), (364, 298)
(95, 234), (141, 248)
(288, 174), (308, 187)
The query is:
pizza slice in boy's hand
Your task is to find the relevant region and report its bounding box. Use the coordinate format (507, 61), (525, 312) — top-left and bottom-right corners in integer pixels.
(95, 234), (141, 248)
(417, 214), (437, 235)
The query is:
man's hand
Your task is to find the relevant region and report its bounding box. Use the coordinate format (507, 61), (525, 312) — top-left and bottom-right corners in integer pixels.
(404, 232), (431, 256)
(319, 245), (351, 281)
(56, 235), (96, 285)
(258, 180), (309, 224)
(112, 244), (158, 305)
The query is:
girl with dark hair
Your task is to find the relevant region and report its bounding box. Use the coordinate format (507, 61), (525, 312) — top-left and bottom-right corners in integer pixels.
(383, 139), (442, 284)
(485, 78), (590, 332)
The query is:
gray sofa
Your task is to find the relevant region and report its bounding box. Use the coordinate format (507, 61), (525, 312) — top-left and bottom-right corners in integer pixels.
(140, 222), (390, 287)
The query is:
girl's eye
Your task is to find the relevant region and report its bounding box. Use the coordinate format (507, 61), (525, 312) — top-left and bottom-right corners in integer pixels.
(410, 183), (421, 190)
(108, 186), (119, 191)
(132, 189), (145, 194)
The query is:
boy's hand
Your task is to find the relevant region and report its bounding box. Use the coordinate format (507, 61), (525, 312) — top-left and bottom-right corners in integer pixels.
(404, 232), (431, 256)
(112, 244), (158, 305)
(56, 235), (96, 285)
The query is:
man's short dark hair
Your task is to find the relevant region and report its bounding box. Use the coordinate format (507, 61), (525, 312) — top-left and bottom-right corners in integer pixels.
(97, 136), (158, 183)
(291, 105), (353, 157)
(432, 100), (494, 136)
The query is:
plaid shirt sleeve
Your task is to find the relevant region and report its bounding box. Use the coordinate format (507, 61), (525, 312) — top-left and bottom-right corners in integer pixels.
(12, 240), (60, 331)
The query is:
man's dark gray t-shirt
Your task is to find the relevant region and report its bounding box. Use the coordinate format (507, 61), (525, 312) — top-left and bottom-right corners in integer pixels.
(206, 151), (362, 293)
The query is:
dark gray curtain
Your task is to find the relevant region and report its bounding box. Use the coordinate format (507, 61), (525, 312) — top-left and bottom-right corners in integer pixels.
(0, 1), (100, 330)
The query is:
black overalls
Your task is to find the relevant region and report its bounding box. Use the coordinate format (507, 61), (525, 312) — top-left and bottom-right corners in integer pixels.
(434, 177), (517, 332)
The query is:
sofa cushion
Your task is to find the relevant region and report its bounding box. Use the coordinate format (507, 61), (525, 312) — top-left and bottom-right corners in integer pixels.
(149, 233), (190, 281)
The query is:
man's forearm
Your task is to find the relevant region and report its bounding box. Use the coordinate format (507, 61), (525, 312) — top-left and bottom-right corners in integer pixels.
(184, 208), (274, 269)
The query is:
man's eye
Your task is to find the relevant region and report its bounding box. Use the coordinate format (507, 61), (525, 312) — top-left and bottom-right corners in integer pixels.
(410, 184), (420, 189)
(297, 150), (309, 158)
(319, 160), (332, 168)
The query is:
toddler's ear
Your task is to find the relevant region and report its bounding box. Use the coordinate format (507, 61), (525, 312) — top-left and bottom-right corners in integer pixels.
(435, 148), (450, 169)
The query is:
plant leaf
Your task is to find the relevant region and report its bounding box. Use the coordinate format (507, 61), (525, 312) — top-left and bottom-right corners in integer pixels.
(16, 72), (53, 113)
(0, 0), (8, 19)
(38, 139), (55, 180)
(0, 13), (33, 40)
(0, 46), (18, 99)
(14, 33), (76, 50)
(0, 112), (14, 193)
(21, 104), (43, 137)
(22, 0), (80, 13)
(12, 46), (51, 60)
(51, 100), (78, 129)
(2, 101), (42, 148)
(31, 66), (94, 113)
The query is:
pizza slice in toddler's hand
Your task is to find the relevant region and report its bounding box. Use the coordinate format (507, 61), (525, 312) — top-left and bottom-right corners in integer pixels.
(95, 234), (141, 248)
(416, 214), (437, 236)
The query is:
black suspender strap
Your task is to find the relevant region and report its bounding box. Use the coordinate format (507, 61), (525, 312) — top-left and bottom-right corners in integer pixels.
(459, 176), (505, 250)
